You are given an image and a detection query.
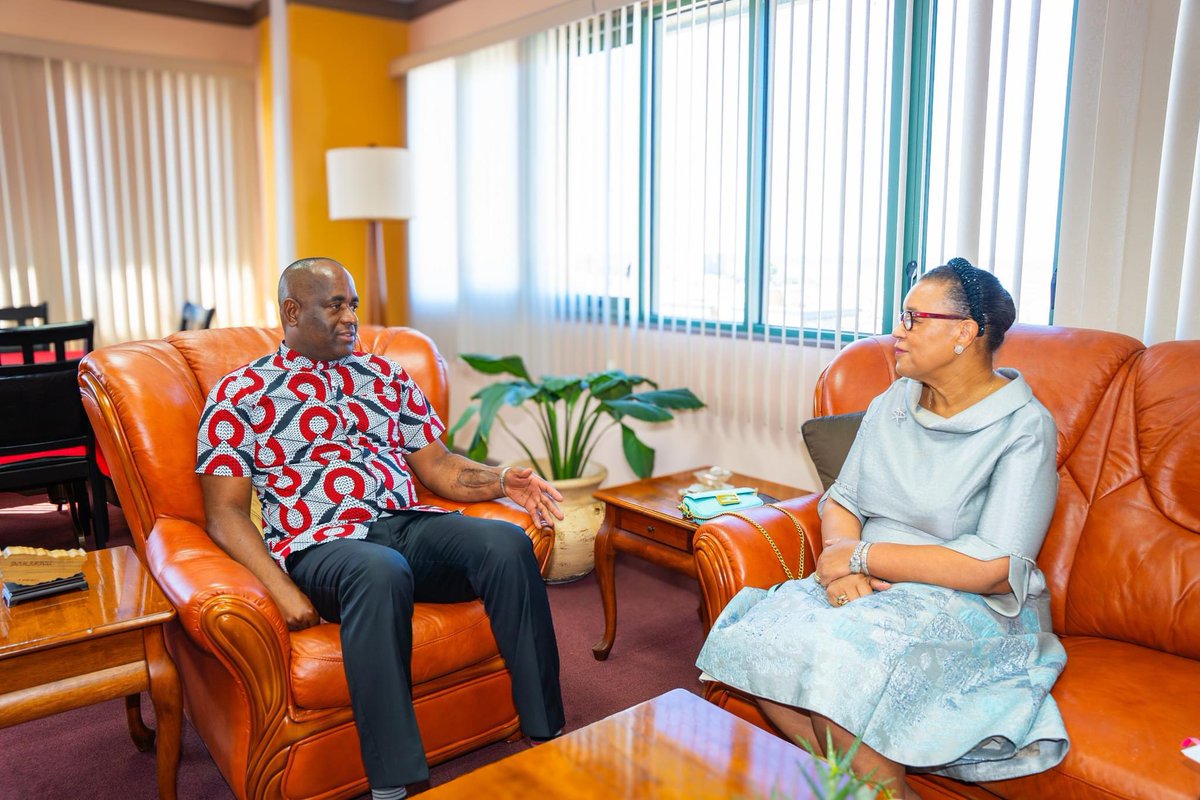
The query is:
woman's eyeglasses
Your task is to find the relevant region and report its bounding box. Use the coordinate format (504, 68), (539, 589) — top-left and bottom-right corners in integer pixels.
(898, 310), (969, 330)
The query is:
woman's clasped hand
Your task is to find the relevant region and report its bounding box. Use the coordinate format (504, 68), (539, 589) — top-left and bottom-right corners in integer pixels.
(816, 540), (891, 606)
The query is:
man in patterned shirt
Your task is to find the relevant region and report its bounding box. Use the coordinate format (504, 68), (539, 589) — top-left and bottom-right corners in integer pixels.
(196, 258), (565, 800)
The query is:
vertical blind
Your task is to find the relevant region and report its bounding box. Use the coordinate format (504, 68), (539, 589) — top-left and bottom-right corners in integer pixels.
(1057, 0), (1200, 343)
(0, 51), (267, 345)
(919, 0), (1072, 325)
(408, 0), (1077, 482)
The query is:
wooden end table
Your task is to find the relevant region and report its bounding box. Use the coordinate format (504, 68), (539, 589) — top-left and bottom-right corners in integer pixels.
(0, 545), (181, 799)
(591, 468), (805, 660)
(421, 688), (823, 798)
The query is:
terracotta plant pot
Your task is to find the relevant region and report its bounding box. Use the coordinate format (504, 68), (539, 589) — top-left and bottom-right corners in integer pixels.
(512, 459), (608, 584)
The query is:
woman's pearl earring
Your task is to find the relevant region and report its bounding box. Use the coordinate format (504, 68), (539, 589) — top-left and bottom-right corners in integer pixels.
(954, 344), (965, 355)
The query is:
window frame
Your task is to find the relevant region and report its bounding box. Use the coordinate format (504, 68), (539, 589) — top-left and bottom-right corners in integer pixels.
(630, 0), (1072, 344)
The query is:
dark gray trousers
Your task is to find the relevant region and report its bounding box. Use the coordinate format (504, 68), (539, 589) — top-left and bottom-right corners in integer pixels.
(287, 510), (564, 788)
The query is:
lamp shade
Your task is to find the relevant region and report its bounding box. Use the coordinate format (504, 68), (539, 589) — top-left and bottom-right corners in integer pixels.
(326, 147), (412, 221)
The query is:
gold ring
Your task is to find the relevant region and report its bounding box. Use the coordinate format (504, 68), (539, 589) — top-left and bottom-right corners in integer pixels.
(836, 594), (849, 606)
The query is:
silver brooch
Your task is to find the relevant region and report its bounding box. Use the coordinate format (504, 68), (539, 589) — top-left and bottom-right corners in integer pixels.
(891, 407), (907, 425)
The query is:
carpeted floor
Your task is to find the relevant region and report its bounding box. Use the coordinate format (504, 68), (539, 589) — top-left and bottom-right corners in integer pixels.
(0, 491), (708, 799)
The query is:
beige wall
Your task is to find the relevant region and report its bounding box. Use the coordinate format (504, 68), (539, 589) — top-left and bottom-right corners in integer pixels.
(394, 0), (612, 74)
(0, 0), (256, 67)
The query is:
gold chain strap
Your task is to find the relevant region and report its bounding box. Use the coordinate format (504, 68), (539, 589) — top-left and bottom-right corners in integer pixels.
(722, 503), (806, 581)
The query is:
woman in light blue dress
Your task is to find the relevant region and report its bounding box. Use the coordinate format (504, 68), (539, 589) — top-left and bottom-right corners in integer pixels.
(697, 260), (1069, 799)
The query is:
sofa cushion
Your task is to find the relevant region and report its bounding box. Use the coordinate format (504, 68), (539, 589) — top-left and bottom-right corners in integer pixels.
(981, 636), (1200, 800)
(290, 600), (499, 710)
(801, 411), (865, 491)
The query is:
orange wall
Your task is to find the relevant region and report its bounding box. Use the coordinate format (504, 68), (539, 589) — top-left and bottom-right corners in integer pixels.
(288, 4), (410, 325)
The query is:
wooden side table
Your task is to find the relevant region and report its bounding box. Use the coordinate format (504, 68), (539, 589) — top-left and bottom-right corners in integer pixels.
(591, 468), (805, 660)
(0, 545), (181, 799)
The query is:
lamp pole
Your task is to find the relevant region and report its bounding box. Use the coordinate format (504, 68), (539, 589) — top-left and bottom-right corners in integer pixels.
(365, 219), (388, 326)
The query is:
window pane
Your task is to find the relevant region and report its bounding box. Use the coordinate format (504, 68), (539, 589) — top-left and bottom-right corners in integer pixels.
(655, 1), (752, 325)
(767, 0), (896, 336)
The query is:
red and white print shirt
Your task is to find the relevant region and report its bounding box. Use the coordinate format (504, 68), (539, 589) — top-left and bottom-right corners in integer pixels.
(195, 344), (448, 570)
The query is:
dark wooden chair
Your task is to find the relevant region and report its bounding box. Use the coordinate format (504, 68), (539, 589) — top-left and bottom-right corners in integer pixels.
(0, 302), (50, 355)
(0, 320), (92, 365)
(0, 320), (108, 548)
(179, 301), (215, 331)
(0, 302), (49, 328)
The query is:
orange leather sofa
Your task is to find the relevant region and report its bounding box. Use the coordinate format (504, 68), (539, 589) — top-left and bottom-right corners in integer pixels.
(694, 324), (1200, 800)
(78, 326), (552, 800)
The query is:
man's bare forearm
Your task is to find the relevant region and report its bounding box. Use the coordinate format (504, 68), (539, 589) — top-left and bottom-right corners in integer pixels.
(408, 442), (504, 502)
(207, 508), (302, 598)
(444, 455), (503, 501)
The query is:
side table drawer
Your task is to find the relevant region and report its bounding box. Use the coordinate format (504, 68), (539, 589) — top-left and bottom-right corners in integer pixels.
(616, 509), (693, 552)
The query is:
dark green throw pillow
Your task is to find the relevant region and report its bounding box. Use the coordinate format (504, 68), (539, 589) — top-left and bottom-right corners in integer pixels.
(801, 411), (866, 492)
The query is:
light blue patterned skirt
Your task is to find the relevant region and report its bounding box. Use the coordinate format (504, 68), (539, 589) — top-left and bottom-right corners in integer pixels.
(696, 576), (1069, 781)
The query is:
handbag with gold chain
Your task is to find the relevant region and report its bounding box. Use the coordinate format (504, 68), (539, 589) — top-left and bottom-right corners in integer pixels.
(707, 504), (807, 581)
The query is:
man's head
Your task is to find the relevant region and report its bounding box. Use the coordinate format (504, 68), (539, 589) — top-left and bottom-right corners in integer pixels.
(278, 257), (359, 362)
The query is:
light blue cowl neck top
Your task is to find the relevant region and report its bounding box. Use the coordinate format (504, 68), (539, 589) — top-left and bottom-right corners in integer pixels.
(820, 368), (1059, 619)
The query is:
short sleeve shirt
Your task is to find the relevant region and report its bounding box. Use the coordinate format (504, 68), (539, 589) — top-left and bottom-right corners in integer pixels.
(196, 343), (448, 570)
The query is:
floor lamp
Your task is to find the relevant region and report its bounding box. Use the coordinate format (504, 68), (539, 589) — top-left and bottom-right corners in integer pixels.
(326, 147), (412, 326)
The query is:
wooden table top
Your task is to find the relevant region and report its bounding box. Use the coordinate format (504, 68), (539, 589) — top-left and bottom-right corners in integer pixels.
(0, 546), (174, 659)
(594, 468), (809, 527)
(423, 688), (821, 799)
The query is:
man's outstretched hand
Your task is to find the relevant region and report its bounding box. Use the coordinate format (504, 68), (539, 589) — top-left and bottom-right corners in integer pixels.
(503, 467), (565, 530)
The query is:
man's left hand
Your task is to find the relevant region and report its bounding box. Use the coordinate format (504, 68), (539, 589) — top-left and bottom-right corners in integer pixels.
(503, 467), (565, 530)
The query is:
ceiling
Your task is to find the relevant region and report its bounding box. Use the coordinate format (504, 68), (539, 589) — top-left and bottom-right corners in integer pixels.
(74, 0), (462, 25)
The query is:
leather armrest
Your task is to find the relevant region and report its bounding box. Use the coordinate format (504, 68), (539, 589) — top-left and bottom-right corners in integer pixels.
(145, 517), (290, 665)
(693, 494), (822, 633)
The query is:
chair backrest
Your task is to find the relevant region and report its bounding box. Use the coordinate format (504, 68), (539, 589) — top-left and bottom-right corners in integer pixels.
(179, 301), (215, 331)
(0, 302), (49, 327)
(78, 325), (450, 553)
(811, 323), (1148, 633)
(0, 320), (94, 365)
(1062, 340), (1200, 660)
(0, 360), (90, 459)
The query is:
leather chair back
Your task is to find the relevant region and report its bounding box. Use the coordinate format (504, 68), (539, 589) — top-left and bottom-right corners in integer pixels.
(79, 325), (448, 556)
(1063, 340), (1200, 659)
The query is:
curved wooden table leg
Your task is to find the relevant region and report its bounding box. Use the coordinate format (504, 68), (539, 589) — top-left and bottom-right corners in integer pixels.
(591, 504), (619, 660)
(125, 693), (155, 752)
(145, 625), (182, 800)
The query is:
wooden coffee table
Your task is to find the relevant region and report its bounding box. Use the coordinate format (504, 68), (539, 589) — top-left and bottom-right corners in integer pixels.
(421, 688), (822, 798)
(0, 545), (181, 799)
(591, 468), (805, 660)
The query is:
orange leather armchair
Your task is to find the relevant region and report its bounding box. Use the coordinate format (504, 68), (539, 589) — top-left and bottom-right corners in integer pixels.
(79, 326), (553, 800)
(694, 324), (1200, 800)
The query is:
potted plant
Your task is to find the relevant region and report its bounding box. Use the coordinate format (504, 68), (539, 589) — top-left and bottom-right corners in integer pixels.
(796, 732), (894, 799)
(447, 353), (704, 582)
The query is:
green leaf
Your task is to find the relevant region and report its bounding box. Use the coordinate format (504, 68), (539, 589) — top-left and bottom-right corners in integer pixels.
(445, 404), (478, 449)
(461, 353), (532, 381)
(587, 372), (637, 397)
(621, 424), (655, 478)
(467, 432), (489, 463)
(603, 398), (673, 422)
(473, 382), (520, 442)
(628, 388), (705, 410)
